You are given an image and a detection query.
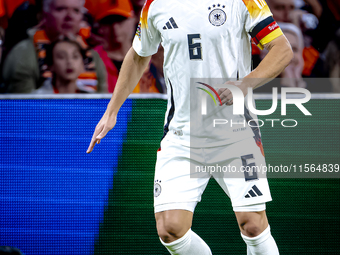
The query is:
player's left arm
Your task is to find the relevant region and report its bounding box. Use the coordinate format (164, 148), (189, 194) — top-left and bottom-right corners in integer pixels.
(219, 0), (293, 105)
(245, 34), (293, 89)
(219, 34), (293, 105)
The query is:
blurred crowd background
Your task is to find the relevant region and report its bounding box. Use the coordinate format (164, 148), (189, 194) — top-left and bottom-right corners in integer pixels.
(0, 0), (339, 94)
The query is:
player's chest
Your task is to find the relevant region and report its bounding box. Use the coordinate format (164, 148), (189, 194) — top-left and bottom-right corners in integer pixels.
(153, 0), (241, 44)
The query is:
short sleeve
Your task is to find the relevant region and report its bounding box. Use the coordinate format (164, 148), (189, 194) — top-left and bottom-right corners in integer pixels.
(132, 0), (161, 57)
(241, 0), (283, 50)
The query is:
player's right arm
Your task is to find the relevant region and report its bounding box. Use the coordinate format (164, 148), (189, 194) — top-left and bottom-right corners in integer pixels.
(87, 0), (160, 153)
(86, 48), (151, 153)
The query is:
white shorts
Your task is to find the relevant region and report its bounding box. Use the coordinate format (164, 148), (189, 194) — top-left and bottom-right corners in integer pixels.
(154, 137), (272, 213)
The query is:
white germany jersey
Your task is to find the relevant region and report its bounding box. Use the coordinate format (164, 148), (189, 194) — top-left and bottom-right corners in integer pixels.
(133, 0), (283, 148)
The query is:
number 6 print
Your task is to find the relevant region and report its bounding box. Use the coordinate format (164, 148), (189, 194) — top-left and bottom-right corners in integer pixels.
(241, 154), (259, 181)
(187, 34), (203, 60)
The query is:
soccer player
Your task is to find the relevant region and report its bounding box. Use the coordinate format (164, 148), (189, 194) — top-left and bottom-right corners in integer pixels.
(87, 0), (293, 254)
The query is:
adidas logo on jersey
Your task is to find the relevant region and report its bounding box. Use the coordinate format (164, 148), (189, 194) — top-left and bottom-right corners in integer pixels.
(163, 17), (178, 30)
(244, 185), (263, 198)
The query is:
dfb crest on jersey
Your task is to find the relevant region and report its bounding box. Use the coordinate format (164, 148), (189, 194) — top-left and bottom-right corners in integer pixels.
(208, 4), (227, 26)
(154, 180), (162, 197)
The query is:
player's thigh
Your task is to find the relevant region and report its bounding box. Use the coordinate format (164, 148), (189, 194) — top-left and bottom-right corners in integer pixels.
(154, 139), (210, 213)
(208, 137), (272, 209)
(155, 209), (193, 242)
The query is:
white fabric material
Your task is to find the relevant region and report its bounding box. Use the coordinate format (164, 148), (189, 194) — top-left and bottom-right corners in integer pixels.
(247, 246), (252, 255)
(233, 203), (266, 212)
(160, 229), (212, 255)
(155, 202), (197, 213)
(133, 0), (278, 148)
(241, 225), (279, 255)
(154, 137), (272, 210)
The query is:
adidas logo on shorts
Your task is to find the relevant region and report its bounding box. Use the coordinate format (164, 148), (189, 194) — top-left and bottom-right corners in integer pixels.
(244, 185), (263, 198)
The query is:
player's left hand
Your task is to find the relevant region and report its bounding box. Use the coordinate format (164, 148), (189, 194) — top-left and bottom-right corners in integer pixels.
(217, 80), (249, 106)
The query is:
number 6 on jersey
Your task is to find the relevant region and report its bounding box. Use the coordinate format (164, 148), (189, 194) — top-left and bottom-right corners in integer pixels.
(188, 34), (203, 60)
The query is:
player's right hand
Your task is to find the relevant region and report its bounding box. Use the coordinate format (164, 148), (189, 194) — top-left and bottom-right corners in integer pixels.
(86, 114), (117, 154)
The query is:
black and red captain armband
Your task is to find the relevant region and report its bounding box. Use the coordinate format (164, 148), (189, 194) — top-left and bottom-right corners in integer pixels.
(249, 16), (283, 50)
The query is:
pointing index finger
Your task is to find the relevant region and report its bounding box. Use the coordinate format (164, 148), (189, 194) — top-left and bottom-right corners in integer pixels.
(86, 138), (97, 153)
(87, 126), (104, 153)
